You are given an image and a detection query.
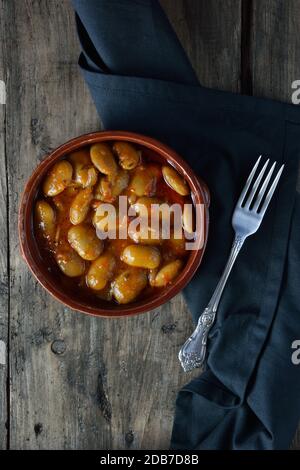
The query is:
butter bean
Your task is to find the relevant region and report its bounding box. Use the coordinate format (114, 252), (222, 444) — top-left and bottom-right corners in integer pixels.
(86, 253), (116, 291)
(95, 284), (113, 301)
(182, 204), (194, 234)
(74, 166), (97, 189)
(68, 225), (103, 261)
(69, 149), (90, 167)
(111, 170), (130, 197)
(113, 141), (140, 170)
(128, 226), (162, 245)
(97, 170), (129, 202)
(83, 167), (98, 188)
(90, 143), (118, 176)
(52, 187), (79, 212)
(152, 259), (183, 287)
(128, 193), (137, 205)
(55, 245), (86, 277)
(112, 268), (147, 304)
(92, 208), (108, 230)
(69, 188), (93, 225)
(148, 268), (158, 287)
(94, 177), (110, 202)
(35, 200), (56, 242)
(121, 245), (161, 269)
(129, 166), (156, 197)
(69, 149), (98, 188)
(162, 165), (189, 196)
(132, 197), (161, 218)
(43, 160), (73, 196)
(94, 178), (104, 201)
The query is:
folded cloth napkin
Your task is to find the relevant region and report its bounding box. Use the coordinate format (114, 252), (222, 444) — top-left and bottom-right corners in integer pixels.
(72, 0), (300, 450)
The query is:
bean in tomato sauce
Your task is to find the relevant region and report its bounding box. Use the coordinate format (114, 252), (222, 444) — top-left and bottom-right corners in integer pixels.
(34, 141), (195, 304)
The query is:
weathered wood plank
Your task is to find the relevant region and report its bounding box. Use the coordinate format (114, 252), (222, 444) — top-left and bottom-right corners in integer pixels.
(5, 0), (199, 449)
(249, 0), (300, 449)
(6, 0), (101, 449)
(161, 0), (242, 92)
(0, 0), (8, 450)
(250, 0), (300, 104)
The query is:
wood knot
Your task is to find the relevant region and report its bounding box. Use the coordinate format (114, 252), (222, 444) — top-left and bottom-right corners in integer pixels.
(125, 430), (134, 447)
(34, 423), (43, 436)
(161, 323), (177, 334)
(51, 339), (66, 355)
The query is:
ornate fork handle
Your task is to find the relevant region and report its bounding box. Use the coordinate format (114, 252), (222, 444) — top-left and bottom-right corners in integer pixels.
(179, 235), (245, 372)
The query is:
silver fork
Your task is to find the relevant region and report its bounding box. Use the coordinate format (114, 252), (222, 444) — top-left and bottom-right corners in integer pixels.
(178, 156), (285, 372)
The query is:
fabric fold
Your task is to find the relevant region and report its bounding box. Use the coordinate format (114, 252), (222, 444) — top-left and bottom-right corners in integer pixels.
(72, 0), (199, 84)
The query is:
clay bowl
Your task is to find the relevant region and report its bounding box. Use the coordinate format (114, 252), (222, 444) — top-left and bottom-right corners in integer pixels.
(19, 131), (209, 318)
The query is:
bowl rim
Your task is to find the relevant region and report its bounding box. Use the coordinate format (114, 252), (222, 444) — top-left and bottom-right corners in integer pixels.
(19, 130), (209, 318)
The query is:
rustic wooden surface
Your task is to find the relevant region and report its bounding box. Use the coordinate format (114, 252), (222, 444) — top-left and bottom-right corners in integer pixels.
(0, 0), (8, 450)
(0, 0), (299, 449)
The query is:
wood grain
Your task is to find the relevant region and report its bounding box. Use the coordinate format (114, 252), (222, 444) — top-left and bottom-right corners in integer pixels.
(1, 0), (299, 450)
(0, 0), (8, 450)
(250, 0), (300, 103)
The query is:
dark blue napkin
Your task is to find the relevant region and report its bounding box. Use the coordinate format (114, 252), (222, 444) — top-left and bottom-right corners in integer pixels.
(72, 0), (300, 450)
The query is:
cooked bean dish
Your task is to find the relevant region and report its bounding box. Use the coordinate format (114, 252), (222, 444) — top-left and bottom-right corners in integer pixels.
(34, 141), (194, 304)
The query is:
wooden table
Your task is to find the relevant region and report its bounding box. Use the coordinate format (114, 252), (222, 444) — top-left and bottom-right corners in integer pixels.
(0, 0), (299, 450)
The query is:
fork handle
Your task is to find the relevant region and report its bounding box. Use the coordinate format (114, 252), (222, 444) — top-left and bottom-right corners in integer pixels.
(178, 235), (245, 372)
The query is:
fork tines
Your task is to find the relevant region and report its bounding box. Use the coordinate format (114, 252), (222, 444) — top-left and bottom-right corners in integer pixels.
(238, 156), (284, 215)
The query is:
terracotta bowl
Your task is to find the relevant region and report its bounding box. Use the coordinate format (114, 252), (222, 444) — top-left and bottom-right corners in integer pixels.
(19, 131), (209, 318)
